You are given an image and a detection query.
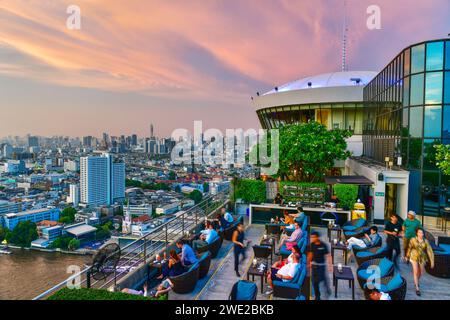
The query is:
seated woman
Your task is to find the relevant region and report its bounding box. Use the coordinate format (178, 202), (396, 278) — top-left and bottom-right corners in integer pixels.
(158, 249), (186, 279)
(346, 226), (381, 250)
(278, 221), (302, 250)
(271, 245), (301, 270)
(281, 210), (295, 225)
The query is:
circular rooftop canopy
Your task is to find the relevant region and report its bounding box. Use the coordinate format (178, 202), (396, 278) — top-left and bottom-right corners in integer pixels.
(263, 71), (377, 95)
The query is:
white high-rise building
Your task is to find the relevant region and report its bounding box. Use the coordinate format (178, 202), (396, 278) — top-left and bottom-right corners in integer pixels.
(68, 184), (80, 207)
(80, 154), (125, 206)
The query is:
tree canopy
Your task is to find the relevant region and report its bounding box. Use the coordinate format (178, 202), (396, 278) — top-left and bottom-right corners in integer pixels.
(252, 122), (352, 182)
(189, 189), (203, 204)
(6, 221), (38, 247)
(435, 144), (450, 175)
(59, 207), (77, 224)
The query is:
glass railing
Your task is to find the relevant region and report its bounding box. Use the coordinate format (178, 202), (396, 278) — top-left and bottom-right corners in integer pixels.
(32, 188), (230, 300)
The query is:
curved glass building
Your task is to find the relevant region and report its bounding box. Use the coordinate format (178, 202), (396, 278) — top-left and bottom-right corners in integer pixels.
(253, 39), (449, 229)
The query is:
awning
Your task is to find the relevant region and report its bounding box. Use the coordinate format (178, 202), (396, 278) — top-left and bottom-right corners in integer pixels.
(324, 176), (374, 185)
(65, 224), (97, 237)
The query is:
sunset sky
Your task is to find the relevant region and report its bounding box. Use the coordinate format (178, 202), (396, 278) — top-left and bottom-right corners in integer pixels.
(0, 0), (449, 138)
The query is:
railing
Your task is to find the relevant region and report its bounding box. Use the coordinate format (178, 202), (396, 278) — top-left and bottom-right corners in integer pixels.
(33, 188), (230, 300)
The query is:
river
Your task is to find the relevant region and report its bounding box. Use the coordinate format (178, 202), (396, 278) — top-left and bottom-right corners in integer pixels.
(0, 248), (90, 300)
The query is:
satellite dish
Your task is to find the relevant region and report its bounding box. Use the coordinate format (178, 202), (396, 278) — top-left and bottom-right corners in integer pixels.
(90, 243), (121, 281)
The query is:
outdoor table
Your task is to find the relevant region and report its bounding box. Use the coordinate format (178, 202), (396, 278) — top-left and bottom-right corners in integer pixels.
(247, 264), (267, 293)
(328, 225), (342, 242)
(333, 265), (355, 300)
(331, 242), (348, 265)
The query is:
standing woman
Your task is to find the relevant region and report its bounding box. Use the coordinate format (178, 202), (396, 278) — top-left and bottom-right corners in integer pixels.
(406, 228), (434, 296)
(232, 223), (246, 277)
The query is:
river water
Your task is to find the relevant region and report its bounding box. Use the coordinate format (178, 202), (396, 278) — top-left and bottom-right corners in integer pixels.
(0, 248), (90, 300)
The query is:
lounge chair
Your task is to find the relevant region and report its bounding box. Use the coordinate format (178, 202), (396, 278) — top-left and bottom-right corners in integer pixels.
(342, 218), (367, 232)
(356, 257), (395, 289)
(363, 273), (407, 300)
(352, 236), (382, 255)
(198, 251), (212, 279)
(196, 236), (223, 259)
(273, 260), (308, 299)
(228, 280), (257, 300)
(169, 262), (200, 294)
(354, 245), (389, 265)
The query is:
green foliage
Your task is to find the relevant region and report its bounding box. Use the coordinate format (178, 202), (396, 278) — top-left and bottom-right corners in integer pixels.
(174, 185), (181, 193)
(232, 179), (266, 204)
(333, 184), (359, 210)
(125, 179), (170, 191)
(189, 189), (203, 204)
(47, 288), (168, 300)
(252, 122), (352, 182)
(280, 181), (327, 203)
(168, 171), (176, 180)
(50, 236), (72, 250)
(95, 222), (112, 240)
(203, 182), (209, 193)
(68, 238), (80, 251)
(435, 144), (450, 175)
(0, 226), (10, 242)
(0, 186), (5, 191)
(59, 207), (76, 224)
(6, 221), (38, 247)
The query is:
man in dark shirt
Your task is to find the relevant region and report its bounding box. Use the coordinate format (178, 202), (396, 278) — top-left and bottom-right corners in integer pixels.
(308, 231), (331, 300)
(384, 214), (402, 268)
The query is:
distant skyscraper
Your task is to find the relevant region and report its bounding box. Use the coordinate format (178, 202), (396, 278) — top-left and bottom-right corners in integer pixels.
(80, 154), (125, 206)
(82, 136), (93, 147)
(150, 124), (154, 138)
(28, 136), (39, 147)
(131, 134), (138, 146)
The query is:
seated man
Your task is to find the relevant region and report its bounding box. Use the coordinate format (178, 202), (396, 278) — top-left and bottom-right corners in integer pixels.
(346, 226), (380, 250)
(290, 207), (306, 222)
(278, 221), (302, 250)
(266, 253), (300, 294)
(192, 222), (219, 251)
(223, 208), (234, 224)
(176, 240), (198, 266)
(121, 279), (173, 298)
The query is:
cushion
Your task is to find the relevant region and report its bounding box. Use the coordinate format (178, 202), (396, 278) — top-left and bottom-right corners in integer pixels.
(378, 258), (393, 276)
(273, 280), (299, 289)
(430, 242), (445, 252)
(356, 251), (374, 258)
(439, 244), (450, 253)
(188, 261), (199, 272)
(375, 246), (387, 254)
(199, 252), (209, 262)
(386, 273), (403, 291)
(235, 281), (257, 300)
(364, 283), (388, 292)
(290, 265), (302, 283)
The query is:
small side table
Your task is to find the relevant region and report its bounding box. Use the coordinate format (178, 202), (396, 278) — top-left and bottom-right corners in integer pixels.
(331, 243), (348, 265)
(260, 237), (276, 257)
(181, 234), (197, 245)
(333, 266), (355, 300)
(247, 265), (267, 294)
(328, 226), (342, 242)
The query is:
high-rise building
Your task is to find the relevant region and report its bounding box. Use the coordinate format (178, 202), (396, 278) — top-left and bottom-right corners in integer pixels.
(82, 136), (93, 148)
(131, 134), (138, 146)
(80, 154), (125, 206)
(68, 184), (80, 207)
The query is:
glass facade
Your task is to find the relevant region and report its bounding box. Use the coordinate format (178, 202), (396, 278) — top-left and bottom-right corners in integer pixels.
(363, 39), (450, 221)
(256, 103), (364, 134)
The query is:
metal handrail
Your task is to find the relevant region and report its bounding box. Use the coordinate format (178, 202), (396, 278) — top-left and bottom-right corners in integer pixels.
(32, 188), (229, 300)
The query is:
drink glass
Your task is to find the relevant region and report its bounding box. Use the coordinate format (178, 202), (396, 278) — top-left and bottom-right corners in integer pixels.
(337, 263), (343, 273)
(252, 259), (258, 267)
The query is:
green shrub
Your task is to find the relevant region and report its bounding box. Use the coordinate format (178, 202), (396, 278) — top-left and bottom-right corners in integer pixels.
(333, 184), (358, 210)
(280, 181), (327, 203)
(47, 287), (168, 300)
(232, 179), (266, 204)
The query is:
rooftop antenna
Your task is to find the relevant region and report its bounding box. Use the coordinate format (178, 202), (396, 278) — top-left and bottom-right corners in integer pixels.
(341, 0), (348, 72)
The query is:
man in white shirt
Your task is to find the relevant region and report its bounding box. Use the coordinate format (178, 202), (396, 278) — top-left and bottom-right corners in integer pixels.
(266, 253), (300, 294)
(368, 289), (392, 300)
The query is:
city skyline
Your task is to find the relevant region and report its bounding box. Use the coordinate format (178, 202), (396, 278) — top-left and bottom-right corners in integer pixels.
(1, 0), (450, 138)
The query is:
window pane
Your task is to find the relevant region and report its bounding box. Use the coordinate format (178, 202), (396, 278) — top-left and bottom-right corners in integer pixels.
(403, 76), (410, 106)
(410, 74), (424, 105)
(424, 105), (442, 137)
(444, 105), (450, 140)
(445, 72), (450, 104)
(423, 139), (440, 170)
(426, 42), (444, 71)
(410, 107), (423, 137)
(411, 44), (425, 73)
(425, 72), (443, 104)
(408, 138), (422, 169)
(446, 41), (450, 70)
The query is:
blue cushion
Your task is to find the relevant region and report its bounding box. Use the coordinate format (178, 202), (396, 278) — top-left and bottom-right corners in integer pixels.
(386, 273), (403, 291)
(188, 261), (199, 272)
(364, 283), (388, 292)
(290, 265), (302, 283)
(375, 246), (387, 254)
(273, 280), (299, 289)
(439, 244), (450, 253)
(345, 230), (358, 236)
(378, 258), (393, 276)
(356, 251), (374, 258)
(357, 269), (371, 280)
(235, 281), (257, 300)
(199, 252), (209, 262)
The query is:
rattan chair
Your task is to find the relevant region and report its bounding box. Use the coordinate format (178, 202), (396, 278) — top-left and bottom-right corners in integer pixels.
(196, 236), (223, 259)
(354, 246), (389, 266)
(198, 251), (212, 279)
(169, 263), (200, 294)
(356, 257), (394, 289)
(363, 274), (407, 300)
